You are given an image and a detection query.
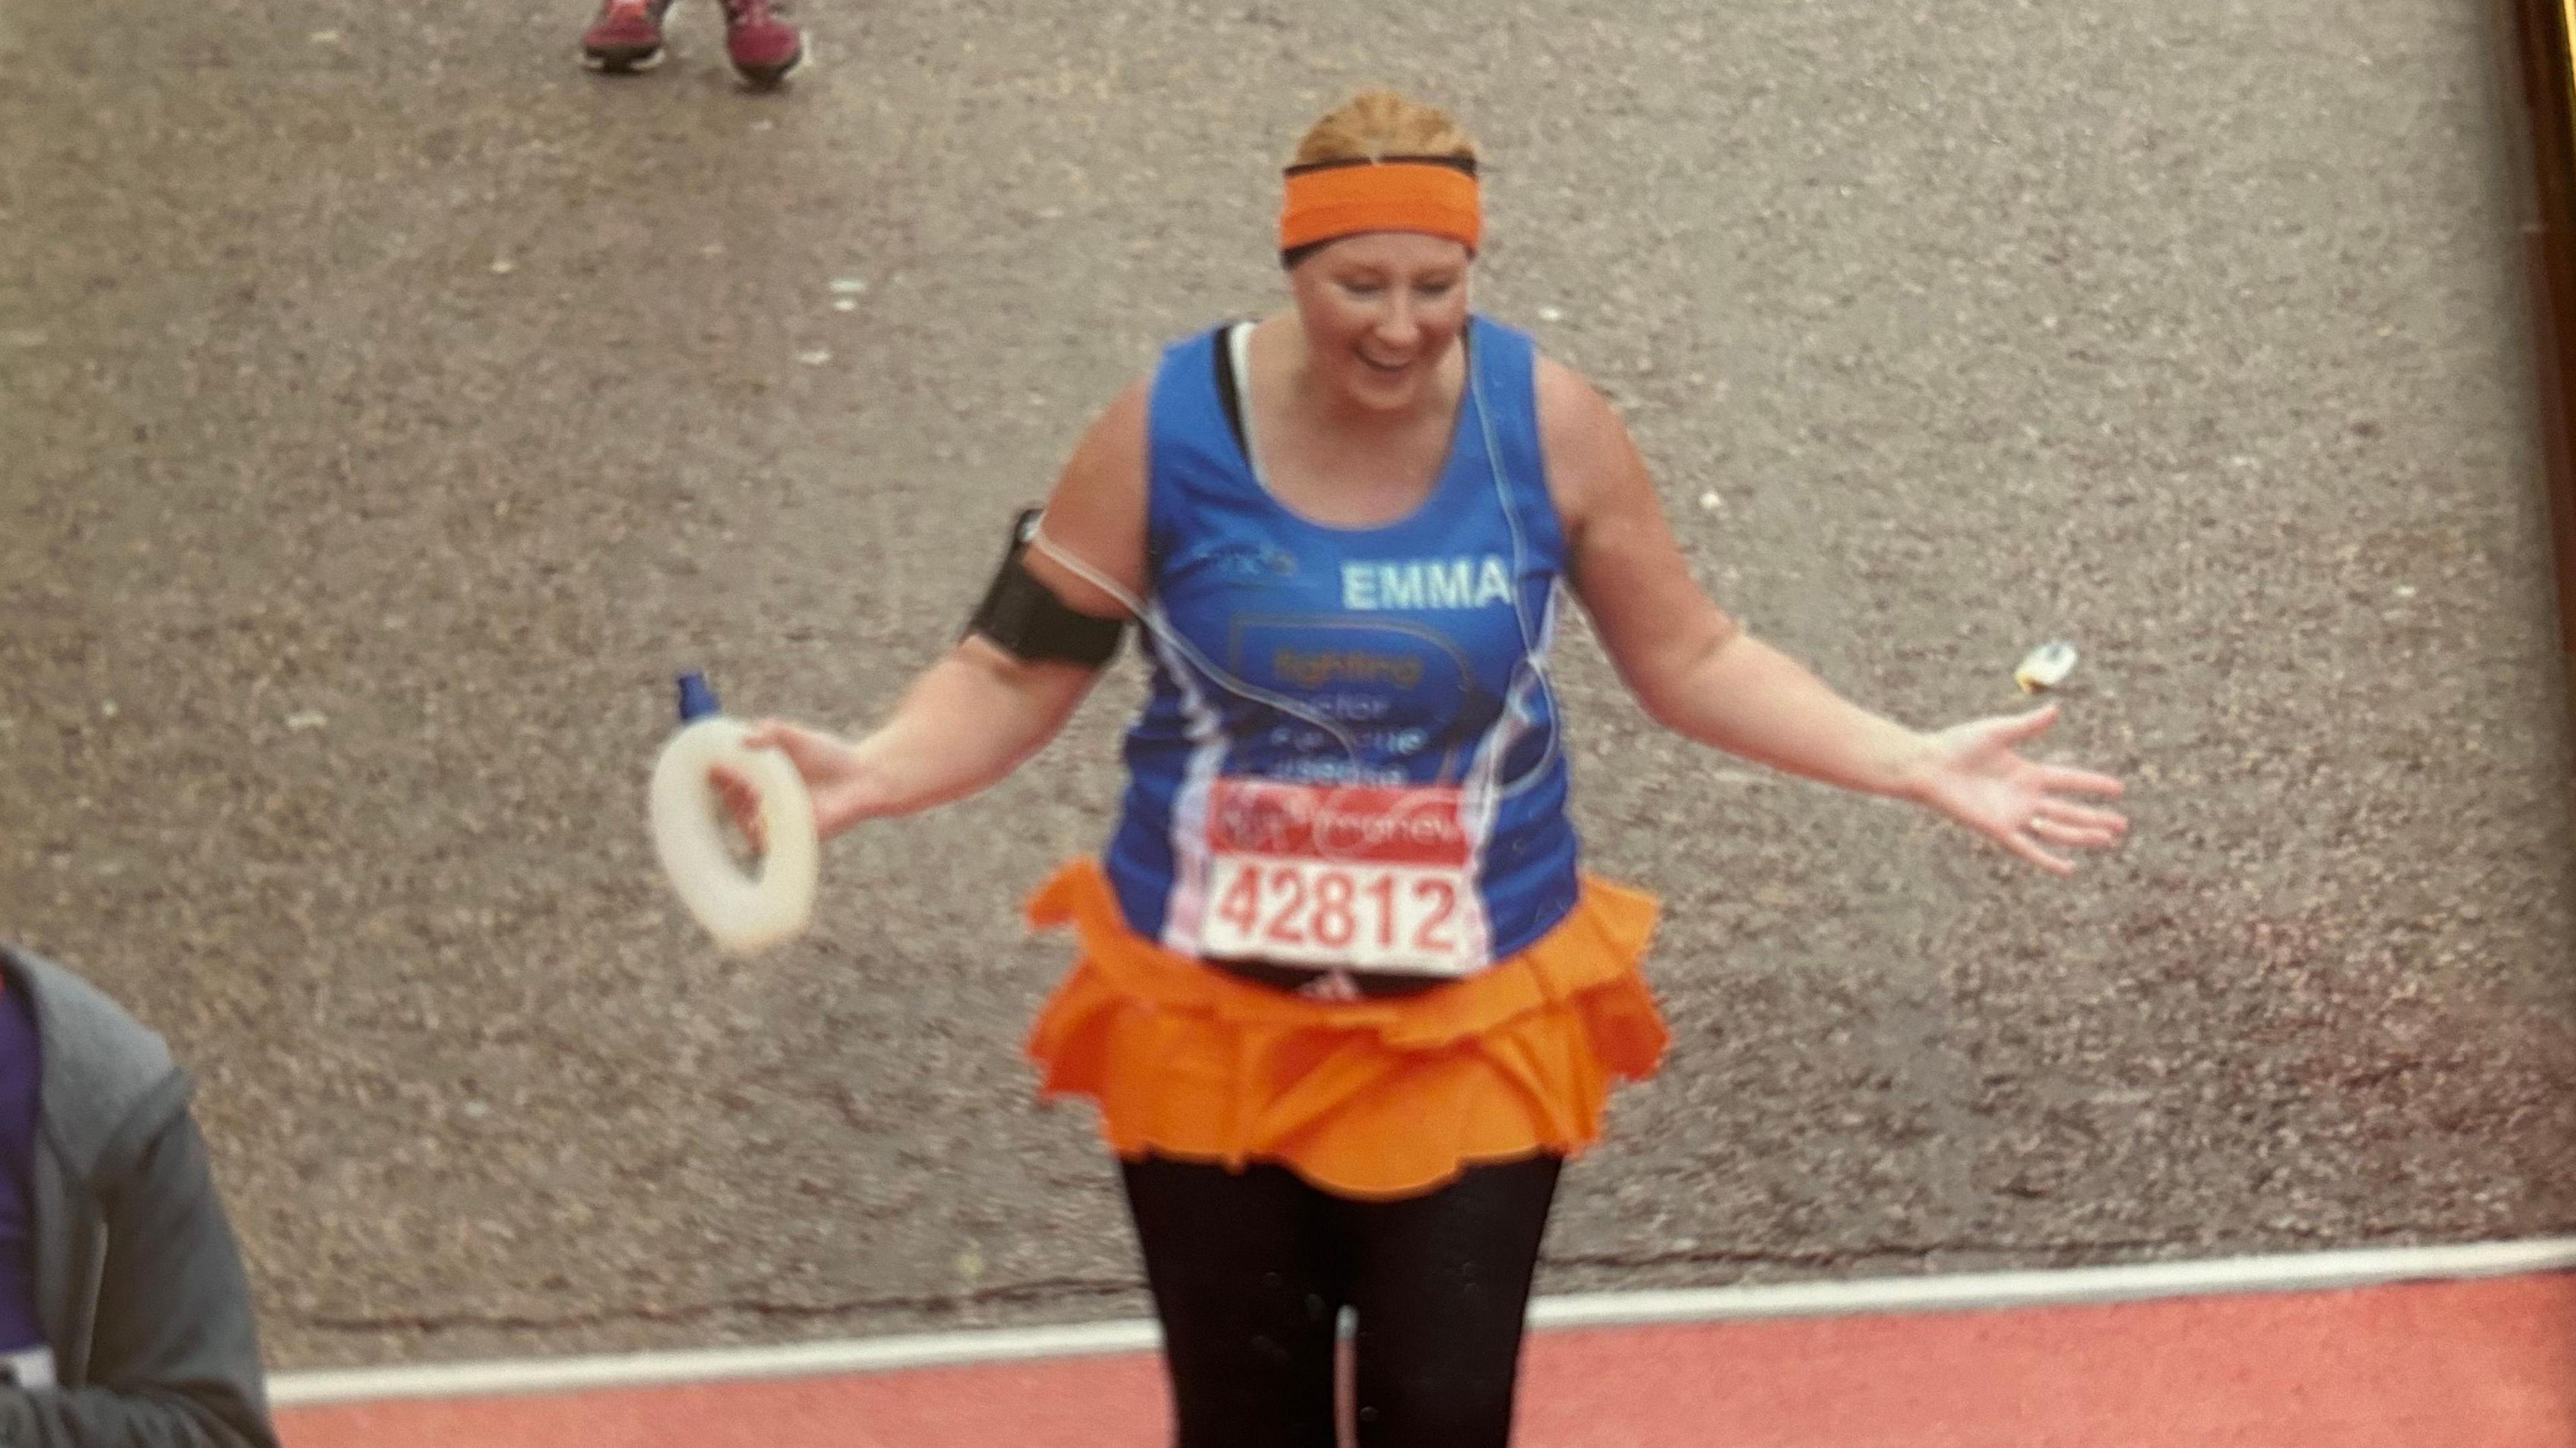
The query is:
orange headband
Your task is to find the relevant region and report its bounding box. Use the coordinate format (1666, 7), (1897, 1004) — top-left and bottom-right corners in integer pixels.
(1278, 160), (1481, 256)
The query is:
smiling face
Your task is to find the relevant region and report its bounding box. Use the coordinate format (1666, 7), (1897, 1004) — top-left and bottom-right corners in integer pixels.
(1285, 231), (1474, 415)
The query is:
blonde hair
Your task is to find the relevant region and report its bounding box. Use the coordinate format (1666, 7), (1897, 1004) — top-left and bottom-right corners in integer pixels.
(1288, 89), (1479, 169)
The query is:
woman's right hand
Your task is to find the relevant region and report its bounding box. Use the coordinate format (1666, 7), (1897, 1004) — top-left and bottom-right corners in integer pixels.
(708, 720), (873, 852)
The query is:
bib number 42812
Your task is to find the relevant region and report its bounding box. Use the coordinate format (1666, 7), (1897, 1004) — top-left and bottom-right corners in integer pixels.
(1195, 779), (1485, 977)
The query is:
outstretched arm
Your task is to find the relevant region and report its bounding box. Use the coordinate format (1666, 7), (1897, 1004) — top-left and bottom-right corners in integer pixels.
(722, 380), (1150, 842)
(746, 638), (1108, 838)
(1538, 359), (2126, 873)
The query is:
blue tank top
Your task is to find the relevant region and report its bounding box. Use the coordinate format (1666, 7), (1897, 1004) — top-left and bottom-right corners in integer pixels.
(1104, 315), (1580, 970)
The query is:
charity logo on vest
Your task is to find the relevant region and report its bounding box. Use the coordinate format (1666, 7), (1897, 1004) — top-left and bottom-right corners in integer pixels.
(1208, 540), (1300, 583)
(1341, 555), (1514, 611)
(1271, 648), (1427, 690)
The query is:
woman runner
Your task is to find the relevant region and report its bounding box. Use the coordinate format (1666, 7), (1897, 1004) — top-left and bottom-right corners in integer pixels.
(714, 88), (2129, 1448)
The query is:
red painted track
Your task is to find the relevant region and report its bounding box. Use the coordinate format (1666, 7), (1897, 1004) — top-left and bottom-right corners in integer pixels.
(278, 1274), (2576, 1447)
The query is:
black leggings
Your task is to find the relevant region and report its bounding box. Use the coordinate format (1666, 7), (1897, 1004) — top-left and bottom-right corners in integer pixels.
(1120, 1153), (1562, 1448)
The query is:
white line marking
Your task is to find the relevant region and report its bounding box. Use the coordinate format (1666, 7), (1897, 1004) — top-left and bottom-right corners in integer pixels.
(272, 1320), (1165, 1407)
(268, 1235), (2576, 1407)
(1527, 1236), (2576, 1328)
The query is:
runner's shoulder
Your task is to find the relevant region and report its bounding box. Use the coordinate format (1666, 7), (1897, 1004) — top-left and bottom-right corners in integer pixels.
(1529, 353), (1625, 520)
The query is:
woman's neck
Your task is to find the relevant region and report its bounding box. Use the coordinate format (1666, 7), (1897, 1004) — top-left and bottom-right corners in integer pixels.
(1263, 313), (1464, 436)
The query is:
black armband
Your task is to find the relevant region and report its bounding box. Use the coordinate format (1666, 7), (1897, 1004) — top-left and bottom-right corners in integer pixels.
(963, 508), (1126, 668)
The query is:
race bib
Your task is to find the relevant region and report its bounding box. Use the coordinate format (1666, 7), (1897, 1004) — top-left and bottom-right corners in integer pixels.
(1199, 778), (1485, 976)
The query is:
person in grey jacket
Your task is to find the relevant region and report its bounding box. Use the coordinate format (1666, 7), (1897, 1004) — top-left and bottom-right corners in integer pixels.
(0, 943), (276, 1448)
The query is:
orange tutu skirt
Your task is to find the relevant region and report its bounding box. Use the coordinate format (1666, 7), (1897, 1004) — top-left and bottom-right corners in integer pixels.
(1022, 857), (1670, 1201)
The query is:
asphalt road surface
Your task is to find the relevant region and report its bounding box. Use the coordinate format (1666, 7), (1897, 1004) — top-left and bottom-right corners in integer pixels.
(4, 0), (2573, 1371)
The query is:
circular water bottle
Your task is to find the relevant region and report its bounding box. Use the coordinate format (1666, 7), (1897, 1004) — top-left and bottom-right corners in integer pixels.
(648, 672), (818, 954)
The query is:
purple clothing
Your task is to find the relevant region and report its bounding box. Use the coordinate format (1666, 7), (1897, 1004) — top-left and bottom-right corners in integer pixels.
(0, 983), (44, 1351)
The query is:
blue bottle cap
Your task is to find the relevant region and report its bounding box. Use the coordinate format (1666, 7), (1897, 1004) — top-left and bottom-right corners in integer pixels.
(675, 671), (722, 722)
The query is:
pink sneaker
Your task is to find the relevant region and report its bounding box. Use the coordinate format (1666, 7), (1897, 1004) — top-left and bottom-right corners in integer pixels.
(581, 0), (674, 71)
(718, 0), (803, 85)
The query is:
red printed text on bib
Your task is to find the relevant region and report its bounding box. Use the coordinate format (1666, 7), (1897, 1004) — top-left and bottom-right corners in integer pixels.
(1199, 779), (1484, 976)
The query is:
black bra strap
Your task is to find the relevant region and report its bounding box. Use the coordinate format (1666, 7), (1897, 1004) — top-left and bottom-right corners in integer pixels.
(1212, 321), (1248, 453)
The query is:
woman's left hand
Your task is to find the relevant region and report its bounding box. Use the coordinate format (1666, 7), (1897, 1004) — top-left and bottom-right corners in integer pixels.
(1898, 702), (2129, 875)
